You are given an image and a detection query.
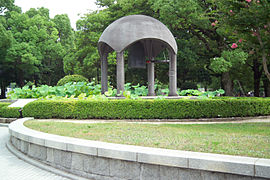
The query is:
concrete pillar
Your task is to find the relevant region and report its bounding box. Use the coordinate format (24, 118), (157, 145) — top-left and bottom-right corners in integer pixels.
(101, 54), (108, 94)
(116, 51), (125, 96)
(169, 53), (178, 96)
(147, 61), (155, 96)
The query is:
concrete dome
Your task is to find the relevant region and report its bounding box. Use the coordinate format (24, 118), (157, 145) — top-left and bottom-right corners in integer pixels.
(98, 15), (177, 55)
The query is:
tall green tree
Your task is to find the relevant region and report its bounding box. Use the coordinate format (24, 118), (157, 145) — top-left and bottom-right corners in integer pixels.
(0, 19), (13, 98)
(2, 7), (74, 88)
(148, 0), (230, 91)
(25, 8), (69, 86)
(0, 0), (18, 98)
(0, 0), (15, 14)
(210, 49), (248, 95)
(64, 10), (110, 82)
(53, 14), (74, 48)
(216, 0), (270, 96)
(6, 10), (48, 86)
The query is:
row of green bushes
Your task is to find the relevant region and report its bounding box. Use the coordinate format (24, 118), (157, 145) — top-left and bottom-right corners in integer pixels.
(0, 102), (21, 118)
(20, 98), (270, 119)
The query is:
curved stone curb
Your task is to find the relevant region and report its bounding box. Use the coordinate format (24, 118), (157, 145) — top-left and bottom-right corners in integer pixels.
(0, 123), (9, 127)
(9, 118), (270, 180)
(35, 115), (270, 123)
(37, 117), (270, 125)
(6, 139), (88, 180)
(0, 118), (17, 124)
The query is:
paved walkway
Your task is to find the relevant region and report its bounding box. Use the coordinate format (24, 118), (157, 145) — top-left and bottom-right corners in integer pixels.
(0, 127), (70, 180)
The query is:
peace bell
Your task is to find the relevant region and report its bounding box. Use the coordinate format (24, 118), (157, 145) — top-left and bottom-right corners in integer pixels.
(128, 41), (146, 69)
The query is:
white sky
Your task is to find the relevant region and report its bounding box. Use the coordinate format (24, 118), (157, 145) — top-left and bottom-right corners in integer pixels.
(14, 0), (100, 29)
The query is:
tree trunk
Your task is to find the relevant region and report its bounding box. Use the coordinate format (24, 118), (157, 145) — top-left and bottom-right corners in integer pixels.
(236, 80), (245, 96)
(257, 29), (270, 82)
(0, 82), (6, 99)
(18, 70), (24, 87)
(96, 64), (100, 84)
(221, 72), (234, 96)
(263, 79), (270, 97)
(253, 59), (262, 97)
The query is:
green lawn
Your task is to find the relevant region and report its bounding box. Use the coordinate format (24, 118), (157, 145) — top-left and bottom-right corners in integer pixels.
(24, 121), (270, 158)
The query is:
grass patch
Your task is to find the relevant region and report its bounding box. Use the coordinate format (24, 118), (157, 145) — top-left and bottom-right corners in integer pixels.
(24, 121), (270, 158)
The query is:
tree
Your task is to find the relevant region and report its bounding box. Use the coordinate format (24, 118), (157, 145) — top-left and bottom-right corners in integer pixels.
(5, 10), (46, 86)
(64, 10), (111, 82)
(216, 0), (270, 96)
(210, 49), (248, 95)
(2, 7), (74, 88)
(25, 8), (71, 85)
(0, 19), (13, 98)
(149, 0), (231, 91)
(53, 14), (74, 48)
(0, 0), (15, 14)
(0, 0), (17, 98)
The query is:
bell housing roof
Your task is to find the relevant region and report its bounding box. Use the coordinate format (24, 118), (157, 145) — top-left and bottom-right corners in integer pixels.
(98, 15), (177, 55)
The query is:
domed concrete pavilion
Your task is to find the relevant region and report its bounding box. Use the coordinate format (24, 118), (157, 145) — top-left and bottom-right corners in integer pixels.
(98, 15), (178, 96)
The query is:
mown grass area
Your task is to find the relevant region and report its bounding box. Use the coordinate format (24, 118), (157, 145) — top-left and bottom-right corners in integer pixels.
(24, 121), (270, 158)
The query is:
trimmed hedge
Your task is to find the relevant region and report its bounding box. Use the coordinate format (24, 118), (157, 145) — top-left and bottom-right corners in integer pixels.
(57, 74), (89, 86)
(0, 102), (21, 118)
(0, 102), (10, 108)
(23, 98), (270, 119)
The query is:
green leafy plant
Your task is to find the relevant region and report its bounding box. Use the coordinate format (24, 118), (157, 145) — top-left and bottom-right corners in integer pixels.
(8, 82), (225, 100)
(178, 89), (203, 96)
(8, 82), (102, 99)
(178, 89), (225, 97)
(57, 74), (89, 86)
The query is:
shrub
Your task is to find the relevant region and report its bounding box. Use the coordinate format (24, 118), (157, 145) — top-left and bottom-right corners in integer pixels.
(57, 74), (89, 86)
(22, 98), (270, 119)
(0, 102), (21, 118)
(0, 102), (10, 108)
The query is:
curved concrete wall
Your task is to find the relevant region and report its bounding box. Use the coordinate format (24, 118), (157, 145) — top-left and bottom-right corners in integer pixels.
(9, 118), (270, 180)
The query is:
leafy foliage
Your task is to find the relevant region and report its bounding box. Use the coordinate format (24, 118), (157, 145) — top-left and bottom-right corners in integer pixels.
(1, 5), (74, 98)
(23, 98), (270, 119)
(8, 82), (100, 99)
(57, 74), (89, 86)
(210, 49), (248, 73)
(214, 0), (270, 96)
(0, 102), (20, 118)
(8, 82), (224, 99)
(178, 89), (225, 97)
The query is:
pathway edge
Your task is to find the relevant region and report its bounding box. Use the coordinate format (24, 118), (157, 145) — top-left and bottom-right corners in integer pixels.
(6, 139), (89, 180)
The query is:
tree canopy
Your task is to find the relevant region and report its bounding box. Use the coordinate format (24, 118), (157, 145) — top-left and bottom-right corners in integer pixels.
(0, 2), (73, 98)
